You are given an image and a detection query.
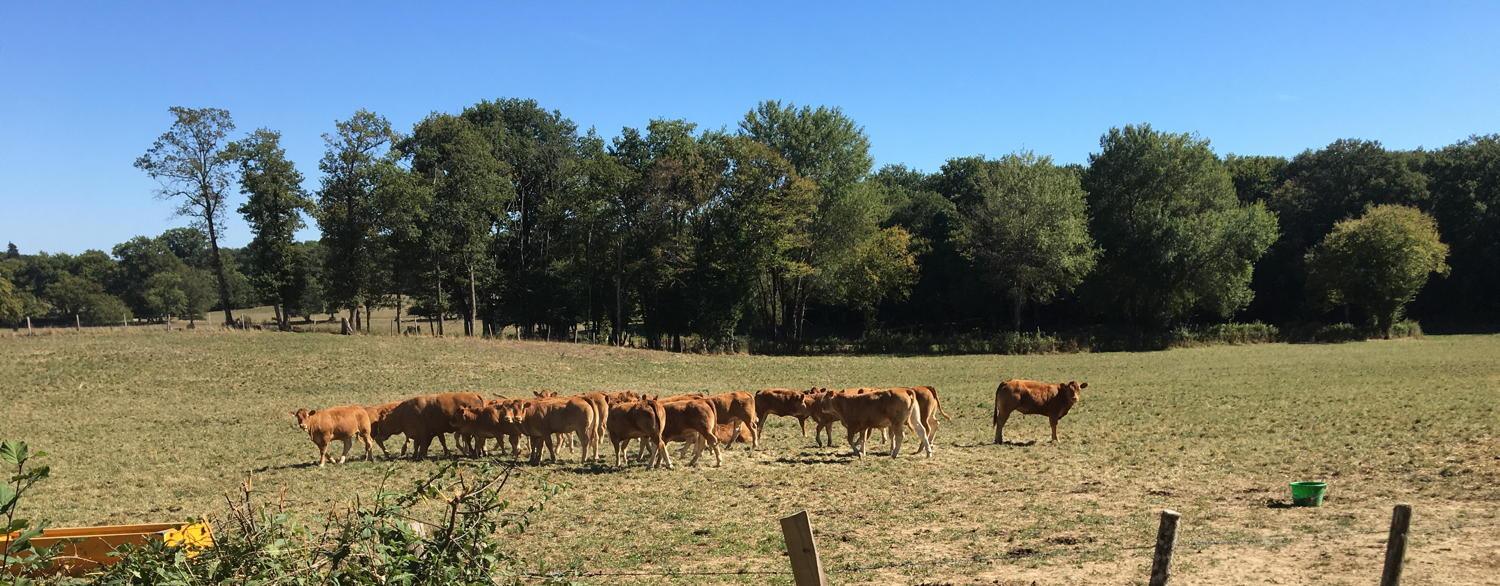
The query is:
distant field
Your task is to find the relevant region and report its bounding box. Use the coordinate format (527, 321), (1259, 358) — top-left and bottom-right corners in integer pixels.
(1, 331), (1496, 584)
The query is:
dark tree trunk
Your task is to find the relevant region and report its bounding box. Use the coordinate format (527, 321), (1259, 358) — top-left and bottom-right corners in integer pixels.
(466, 261), (477, 337)
(204, 221), (235, 326)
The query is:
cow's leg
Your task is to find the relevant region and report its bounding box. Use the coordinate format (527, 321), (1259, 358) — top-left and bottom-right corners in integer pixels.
(361, 432), (374, 462)
(414, 435), (433, 460)
(1049, 417), (1060, 442)
(689, 437), (703, 467)
(613, 440), (624, 467)
(994, 407), (1013, 445)
(657, 439), (675, 469)
(435, 433), (450, 457)
(846, 427), (862, 457)
(575, 429), (590, 464)
(543, 434), (558, 463)
(709, 436), (722, 467)
(797, 416), (807, 437)
(338, 437), (352, 464)
(315, 436), (329, 467)
(372, 436), (390, 458)
(889, 423), (903, 458)
(909, 405), (932, 457)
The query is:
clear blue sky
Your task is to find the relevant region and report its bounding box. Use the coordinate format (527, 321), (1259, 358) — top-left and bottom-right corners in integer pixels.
(3, 1), (1497, 253)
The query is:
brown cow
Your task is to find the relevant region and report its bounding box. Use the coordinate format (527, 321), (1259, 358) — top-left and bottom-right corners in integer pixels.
(292, 406), (375, 466)
(655, 398), (721, 467)
(803, 388), (840, 447)
(362, 401), (401, 457)
(454, 399), (525, 459)
(755, 388), (810, 439)
(606, 399), (670, 469)
(893, 385), (945, 447)
(813, 388), (931, 458)
(385, 392), (485, 460)
(501, 397), (597, 465)
(663, 392), (759, 448)
(992, 379), (1087, 443)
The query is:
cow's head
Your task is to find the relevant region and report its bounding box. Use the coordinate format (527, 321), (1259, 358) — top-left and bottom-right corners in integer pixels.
(500, 402), (525, 425)
(1062, 381), (1088, 403)
(291, 409), (314, 430)
(533, 390), (558, 398)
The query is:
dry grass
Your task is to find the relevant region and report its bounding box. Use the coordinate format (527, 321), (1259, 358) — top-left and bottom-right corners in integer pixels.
(1, 331), (1496, 584)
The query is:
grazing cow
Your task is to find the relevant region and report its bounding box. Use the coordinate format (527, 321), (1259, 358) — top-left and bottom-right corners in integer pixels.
(602, 390), (643, 405)
(992, 379), (1087, 443)
(755, 388), (810, 439)
(292, 406), (375, 466)
(606, 399), (670, 469)
(453, 399), (525, 459)
(501, 397), (597, 465)
(663, 392), (759, 449)
(385, 392), (485, 460)
(813, 388), (931, 458)
(655, 398), (721, 467)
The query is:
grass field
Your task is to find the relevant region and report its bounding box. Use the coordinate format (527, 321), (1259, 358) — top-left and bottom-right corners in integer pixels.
(2, 331), (1497, 584)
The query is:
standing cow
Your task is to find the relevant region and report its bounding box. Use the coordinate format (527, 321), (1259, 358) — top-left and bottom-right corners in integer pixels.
(993, 379), (1087, 443)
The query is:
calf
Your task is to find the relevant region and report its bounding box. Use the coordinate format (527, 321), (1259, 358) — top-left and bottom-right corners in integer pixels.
(362, 401), (401, 457)
(606, 399), (670, 469)
(656, 398), (721, 467)
(663, 392), (759, 449)
(814, 388), (931, 458)
(502, 397), (597, 465)
(454, 399), (524, 459)
(803, 388), (840, 447)
(292, 406), (375, 466)
(993, 379), (1087, 443)
(755, 388), (810, 440)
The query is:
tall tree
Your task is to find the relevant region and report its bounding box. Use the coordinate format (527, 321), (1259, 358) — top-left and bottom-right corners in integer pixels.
(953, 152), (1098, 329)
(1305, 205), (1449, 337)
(1083, 124), (1279, 328)
(460, 99), (580, 336)
(134, 107), (239, 325)
(231, 129), (311, 331)
(1422, 135), (1500, 321)
(314, 110), (396, 332)
(740, 101), (903, 339)
(401, 114), (512, 336)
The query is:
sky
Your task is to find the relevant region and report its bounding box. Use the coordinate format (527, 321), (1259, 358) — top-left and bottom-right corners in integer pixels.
(2, 1), (1498, 254)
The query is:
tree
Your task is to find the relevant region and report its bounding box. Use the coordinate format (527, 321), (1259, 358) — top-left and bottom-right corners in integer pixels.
(110, 236), (186, 317)
(41, 273), (131, 325)
(1255, 139), (1428, 321)
(1423, 135), (1500, 321)
(953, 152), (1098, 329)
(0, 273), (27, 327)
(157, 227), (211, 269)
(401, 114), (512, 336)
(689, 135), (816, 348)
(1083, 125), (1279, 328)
(142, 271), (189, 322)
(1305, 205), (1449, 337)
(5, 243), (18, 259)
(231, 129), (311, 330)
(314, 110), (396, 332)
(460, 99), (580, 336)
(134, 107), (240, 326)
(739, 101), (904, 339)
(1224, 154), (1288, 204)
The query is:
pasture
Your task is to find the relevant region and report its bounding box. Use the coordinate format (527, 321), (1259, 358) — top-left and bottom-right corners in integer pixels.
(1, 331), (1496, 584)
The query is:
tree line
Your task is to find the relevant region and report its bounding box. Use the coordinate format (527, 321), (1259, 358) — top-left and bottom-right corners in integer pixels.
(2, 100), (1494, 347)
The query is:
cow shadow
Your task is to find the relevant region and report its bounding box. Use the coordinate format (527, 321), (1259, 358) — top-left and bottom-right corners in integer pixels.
(772, 451), (857, 466)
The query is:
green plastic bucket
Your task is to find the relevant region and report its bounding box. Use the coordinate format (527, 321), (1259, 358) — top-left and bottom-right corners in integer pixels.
(1289, 481), (1327, 506)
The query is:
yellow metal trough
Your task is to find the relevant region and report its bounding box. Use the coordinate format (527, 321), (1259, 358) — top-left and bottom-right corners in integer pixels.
(3, 521), (211, 576)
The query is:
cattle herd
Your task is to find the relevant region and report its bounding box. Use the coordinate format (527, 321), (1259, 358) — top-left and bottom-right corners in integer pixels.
(290, 378), (1090, 468)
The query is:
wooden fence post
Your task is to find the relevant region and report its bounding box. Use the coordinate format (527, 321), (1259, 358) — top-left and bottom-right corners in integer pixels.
(26, 316), (33, 336)
(1380, 503), (1412, 586)
(780, 511), (827, 586)
(1148, 509), (1181, 586)
(75, 313), (81, 331)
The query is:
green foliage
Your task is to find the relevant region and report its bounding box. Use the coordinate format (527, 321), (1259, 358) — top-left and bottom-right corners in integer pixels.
(231, 129), (311, 329)
(1, 440), (63, 585)
(953, 152), (1098, 328)
(0, 274), (28, 326)
(1305, 205), (1449, 337)
(1224, 154), (1288, 204)
(1083, 124), (1279, 328)
(42, 273), (132, 325)
(134, 107), (241, 324)
(95, 462), (559, 585)
(1423, 134), (1500, 319)
(315, 110), (397, 318)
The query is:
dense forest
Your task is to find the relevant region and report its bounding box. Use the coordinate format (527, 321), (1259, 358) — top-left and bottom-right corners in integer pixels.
(1, 100), (1495, 351)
